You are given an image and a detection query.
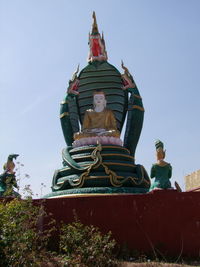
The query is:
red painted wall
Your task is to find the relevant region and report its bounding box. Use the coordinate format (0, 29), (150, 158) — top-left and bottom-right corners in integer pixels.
(39, 190), (200, 258)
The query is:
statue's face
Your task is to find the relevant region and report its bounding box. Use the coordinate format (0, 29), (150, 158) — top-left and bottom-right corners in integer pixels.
(93, 94), (106, 108)
(156, 150), (165, 161)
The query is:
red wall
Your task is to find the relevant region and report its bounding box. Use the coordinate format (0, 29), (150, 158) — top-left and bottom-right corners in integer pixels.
(40, 190), (200, 258)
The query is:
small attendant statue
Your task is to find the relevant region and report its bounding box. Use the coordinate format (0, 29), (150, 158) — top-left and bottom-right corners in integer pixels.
(150, 140), (172, 190)
(0, 154), (19, 197)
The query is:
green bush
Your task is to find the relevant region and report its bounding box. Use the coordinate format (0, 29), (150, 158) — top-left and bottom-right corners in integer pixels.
(0, 198), (117, 266)
(0, 198), (54, 266)
(59, 219), (117, 266)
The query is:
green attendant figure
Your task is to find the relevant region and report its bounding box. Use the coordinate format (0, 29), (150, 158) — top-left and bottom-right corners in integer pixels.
(150, 140), (172, 190)
(0, 154), (20, 197)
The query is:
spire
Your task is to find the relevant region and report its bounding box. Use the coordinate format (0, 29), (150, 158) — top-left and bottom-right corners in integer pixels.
(88, 12), (108, 62)
(91, 11), (99, 35)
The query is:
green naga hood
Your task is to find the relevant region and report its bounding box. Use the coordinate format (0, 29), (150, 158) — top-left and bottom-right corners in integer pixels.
(74, 61), (128, 132)
(61, 59), (144, 158)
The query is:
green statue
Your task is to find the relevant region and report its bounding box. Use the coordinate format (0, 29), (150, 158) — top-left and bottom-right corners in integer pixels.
(0, 154), (20, 197)
(44, 12), (151, 198)
(150, 140), (172, 190)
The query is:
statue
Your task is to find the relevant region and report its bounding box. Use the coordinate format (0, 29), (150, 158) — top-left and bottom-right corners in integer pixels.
(150, 140), (172, 190)
(73, 90), (122, 147)
(0, 154), (20, 197)
(44, 12), (151, 198)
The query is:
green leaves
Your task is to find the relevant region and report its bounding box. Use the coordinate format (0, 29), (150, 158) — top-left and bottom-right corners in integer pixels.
(59, 219), (117, 266)
(0, 198), (54, 266)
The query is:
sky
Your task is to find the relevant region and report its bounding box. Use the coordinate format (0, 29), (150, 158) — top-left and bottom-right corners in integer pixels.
(0, 0), (200, 197)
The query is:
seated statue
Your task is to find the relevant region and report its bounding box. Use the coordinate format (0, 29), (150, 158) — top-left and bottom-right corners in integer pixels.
(150, 140), (172, 191)
(73, 91), (122, 147)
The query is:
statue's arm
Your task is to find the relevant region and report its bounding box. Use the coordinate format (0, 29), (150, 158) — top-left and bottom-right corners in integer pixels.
(82, 111), (90, 130)
(150, 165), (156, 178)
(106, 110), (118, 130)
(168, 164), (172, 178)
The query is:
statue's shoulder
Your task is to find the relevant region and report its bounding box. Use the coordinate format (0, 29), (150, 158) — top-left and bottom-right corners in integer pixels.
(151, 163), (156, 169)
(154, 162), (171, 168)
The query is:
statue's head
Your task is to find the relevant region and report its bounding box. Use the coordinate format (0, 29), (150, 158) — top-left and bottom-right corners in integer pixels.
(93, 90), (107, 110)
(156, 148), (165, 161)
(155, 140), (165, 161)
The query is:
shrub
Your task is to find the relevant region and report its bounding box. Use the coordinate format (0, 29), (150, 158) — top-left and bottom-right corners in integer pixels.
(0, 198), (55, 266)
(59, 219), (117, 266)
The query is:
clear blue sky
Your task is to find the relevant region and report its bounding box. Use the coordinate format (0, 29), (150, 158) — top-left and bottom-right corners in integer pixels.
(1, 0), (200, 197)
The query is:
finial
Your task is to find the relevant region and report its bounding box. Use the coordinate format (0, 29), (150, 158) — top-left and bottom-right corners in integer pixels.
(121, 60), (130, 76)
(102, 31), (104, 41)
(92, 11), (99, 34)
(121, 60), (134, 83)
(101, 31), (106, 47)
(71, 64), (79, 81)
(88, 12), (107, 62)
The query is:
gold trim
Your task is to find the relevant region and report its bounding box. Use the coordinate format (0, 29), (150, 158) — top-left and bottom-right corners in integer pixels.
(79, 80), (122, 88)
(66, 144), (103, 188)
(86, 175), (123, 180)
(132, 105), (145, 111)
(103, 153), (134, 159)
(57, 180), (68, 185)
(60, 100), (68, 105)
(79, 101), (124, 108)
(79, 74), (120, 80)
(60, 112), (69, 118)
(48, 193), (142, 199)
(82, 69), (117, 73)
(134, 94), (142, 99)
(72, 153), (134, 160)
(102, 146), (129, 153)
(78, 88), (123, 98)
(70, 145), (130, 154)
(60, 166), (71, 173)
(104, 162), (135, 167)
(60, 161), (136, 172)
(58, 145), (150, 189)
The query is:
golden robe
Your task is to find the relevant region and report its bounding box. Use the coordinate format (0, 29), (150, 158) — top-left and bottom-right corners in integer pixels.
(74, 108), (120, 140)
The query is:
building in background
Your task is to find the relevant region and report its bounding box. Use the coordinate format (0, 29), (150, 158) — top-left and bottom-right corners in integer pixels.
(185, 169), (200, 191)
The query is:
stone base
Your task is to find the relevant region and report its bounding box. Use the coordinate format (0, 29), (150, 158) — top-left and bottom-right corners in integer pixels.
(52, 144), (150, 192)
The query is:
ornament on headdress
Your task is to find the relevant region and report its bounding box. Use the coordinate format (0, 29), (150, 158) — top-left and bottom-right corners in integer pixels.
(121, 60), (135, 89)
(67, 65), (80, 95)
(88, 12), (108, 62)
